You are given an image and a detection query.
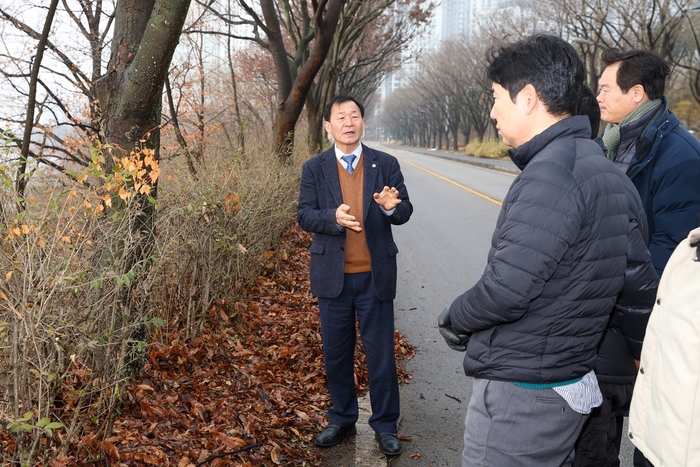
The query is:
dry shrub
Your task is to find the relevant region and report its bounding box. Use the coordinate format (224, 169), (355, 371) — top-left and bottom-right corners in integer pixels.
(152, 140), (303, 338)
(465, 139), (510, 159)
(0, 135), (308, 464)
(0, 147), (162, 464)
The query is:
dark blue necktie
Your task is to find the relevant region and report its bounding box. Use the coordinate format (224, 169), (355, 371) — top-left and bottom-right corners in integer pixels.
(341, 154), (356, 174)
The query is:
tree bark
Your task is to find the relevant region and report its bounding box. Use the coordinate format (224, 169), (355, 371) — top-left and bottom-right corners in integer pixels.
(93, 0), (192, 376)
(95, 0), (192, 168)
(226, 3), (245, 154)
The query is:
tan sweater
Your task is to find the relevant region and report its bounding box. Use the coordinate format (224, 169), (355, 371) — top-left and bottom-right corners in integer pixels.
(338, 155), (371, 273)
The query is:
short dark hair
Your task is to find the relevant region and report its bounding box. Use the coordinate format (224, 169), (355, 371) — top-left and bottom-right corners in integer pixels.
(486, 34), (585, 117)
(577, 84), (601, 139)
(323, 95), (365, 122)
(601, 49), (670, 100)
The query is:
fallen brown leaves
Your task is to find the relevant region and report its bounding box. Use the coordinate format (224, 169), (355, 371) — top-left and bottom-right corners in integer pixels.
(31, 225), (414, 466)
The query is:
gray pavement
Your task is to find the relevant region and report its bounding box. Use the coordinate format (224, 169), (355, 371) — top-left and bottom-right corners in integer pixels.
(380, 142), (520, 175)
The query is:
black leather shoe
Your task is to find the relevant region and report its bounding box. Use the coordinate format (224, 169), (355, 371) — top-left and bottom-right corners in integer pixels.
(315, 424), (357, 447)
(375, 432), (403, 456)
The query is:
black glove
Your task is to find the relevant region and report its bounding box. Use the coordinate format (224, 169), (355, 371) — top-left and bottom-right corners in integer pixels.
(438, 308), (470, 352)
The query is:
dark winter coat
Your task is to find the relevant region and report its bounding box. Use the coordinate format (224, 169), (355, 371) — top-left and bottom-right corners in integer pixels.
(607, 98), (700, 274)
(449, 116), (629, 384)
(297, 144), (412, 301)
(595, 172), (659, 384)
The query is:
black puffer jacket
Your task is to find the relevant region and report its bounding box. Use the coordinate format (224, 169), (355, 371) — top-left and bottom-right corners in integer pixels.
(449, 116), (629, 384)
(595, 172), (659, 384)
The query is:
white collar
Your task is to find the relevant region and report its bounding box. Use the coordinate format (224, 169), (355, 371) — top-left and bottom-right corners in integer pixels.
(334, 144), (362, 161)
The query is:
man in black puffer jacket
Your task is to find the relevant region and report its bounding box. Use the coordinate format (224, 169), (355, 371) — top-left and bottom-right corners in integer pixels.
(438, 35), (630, 467)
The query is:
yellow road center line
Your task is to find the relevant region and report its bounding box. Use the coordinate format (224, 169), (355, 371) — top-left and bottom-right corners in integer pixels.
(397, 157), (503, 206)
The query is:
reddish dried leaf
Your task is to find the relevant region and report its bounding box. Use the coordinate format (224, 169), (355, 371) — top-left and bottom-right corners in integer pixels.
(49, 454), (71, 467)
(133, 452), (161, 465)
(217, 433), (247, 449)
(218, 307), (229, 323)
(270, 446), (281, 465)
(101, 441), (120, 461)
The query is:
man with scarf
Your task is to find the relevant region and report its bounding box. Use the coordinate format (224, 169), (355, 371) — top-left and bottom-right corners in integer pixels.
(597, 48), (700, 275)
(595, 49), (700, 467)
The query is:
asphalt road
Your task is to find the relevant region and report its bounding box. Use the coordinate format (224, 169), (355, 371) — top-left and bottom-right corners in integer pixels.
(319, 143), (635, 466)
(389, 145), (506, 466)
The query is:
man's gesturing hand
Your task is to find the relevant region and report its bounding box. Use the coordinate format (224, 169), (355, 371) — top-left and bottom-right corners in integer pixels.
(438, 308), (471, 352)
(373, 186), (402, 211)
(336, 204), (362, 232)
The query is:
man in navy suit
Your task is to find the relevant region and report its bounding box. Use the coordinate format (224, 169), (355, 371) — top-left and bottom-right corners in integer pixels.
(297, 95), (412, 457)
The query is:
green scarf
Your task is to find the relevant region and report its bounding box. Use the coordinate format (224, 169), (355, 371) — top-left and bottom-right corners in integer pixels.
(602, 99), (662, 161)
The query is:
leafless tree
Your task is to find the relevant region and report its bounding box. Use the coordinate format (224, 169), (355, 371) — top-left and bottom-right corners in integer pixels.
(380, 34), (498, 150)
(409, 61), (456, 149)
(662, 0), (700, 108)
(193, 0), (344, 162)
(381, 86), (427, 144)
(305, 0), (433, 151)
(0, 1), (115, 175)
(15, 0), (60, 201)
(521, 0), (692, 88)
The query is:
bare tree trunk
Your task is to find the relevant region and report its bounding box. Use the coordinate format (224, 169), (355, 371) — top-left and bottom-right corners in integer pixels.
(226, 5), (245, 154)
(95, 0), (191, 166)
(195, 32), (206, 161)
(452, 123), (459, 151)
(165, 76), (198, 178)
(257, 0), (344, 162)
(94, 0), (192, 376)
(16, 0), (60, 201)
(306, 94), (323, 151)
(306, 81), (333, 153)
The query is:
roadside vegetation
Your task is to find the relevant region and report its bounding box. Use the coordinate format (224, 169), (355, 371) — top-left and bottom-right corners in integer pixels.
(464, 140), (510, 159)
(379, 0), (700, 151)
(0, 137), (414, 465)
(6, 0), (700, 464)
(0, 137), (297, 464)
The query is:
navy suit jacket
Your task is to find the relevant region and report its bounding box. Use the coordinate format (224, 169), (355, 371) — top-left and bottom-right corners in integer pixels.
(297, 143), (412, 301)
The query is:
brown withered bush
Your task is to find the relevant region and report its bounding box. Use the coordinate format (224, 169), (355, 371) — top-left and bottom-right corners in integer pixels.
(464, 139), (510, 159)
(0, 139), (306, 464)
(1, 146), (163, 464)
(152, 141), (303, 338)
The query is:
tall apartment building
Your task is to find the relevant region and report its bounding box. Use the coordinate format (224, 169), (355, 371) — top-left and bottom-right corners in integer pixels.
(440, 0), (516, 41)
(376, 0), (516, 108)
(378, 2), (442, 102)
